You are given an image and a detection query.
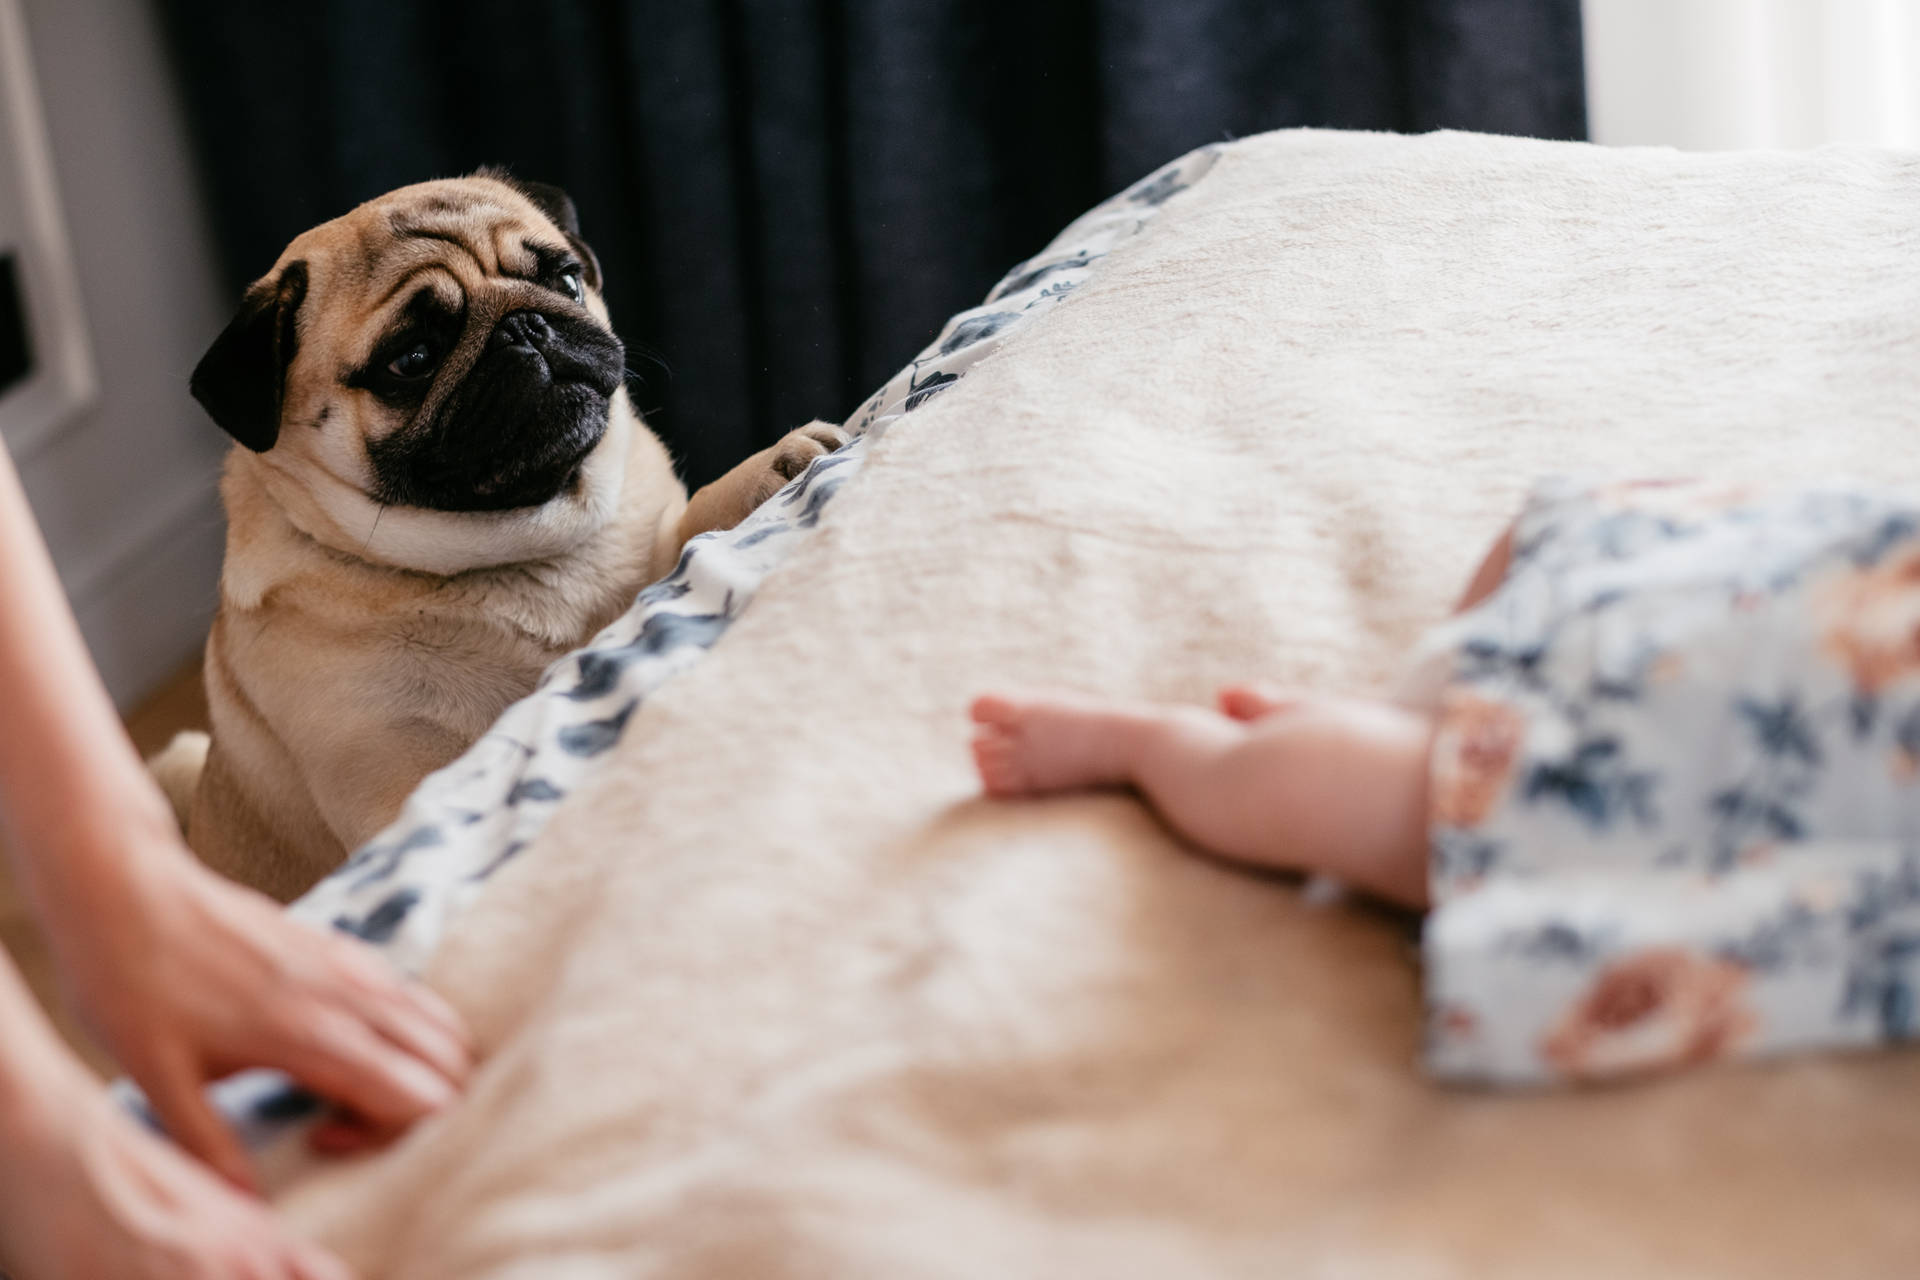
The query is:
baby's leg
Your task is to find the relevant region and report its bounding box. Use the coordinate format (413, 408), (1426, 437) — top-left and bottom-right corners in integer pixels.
(970, 692), (1432, 907)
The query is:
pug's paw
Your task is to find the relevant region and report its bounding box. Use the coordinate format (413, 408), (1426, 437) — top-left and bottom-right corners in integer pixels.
(677, 421), (854, 546)
(766, 421), (851, 483)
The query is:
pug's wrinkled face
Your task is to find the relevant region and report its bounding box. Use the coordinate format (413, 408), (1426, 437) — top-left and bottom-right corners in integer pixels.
(192, 171), (629, 523)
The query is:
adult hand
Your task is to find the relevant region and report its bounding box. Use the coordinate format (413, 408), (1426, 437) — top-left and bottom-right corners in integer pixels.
(35, 810), (472, 1190)
(0, 1048), (353, 1280)
(0, 437), (467, 1266)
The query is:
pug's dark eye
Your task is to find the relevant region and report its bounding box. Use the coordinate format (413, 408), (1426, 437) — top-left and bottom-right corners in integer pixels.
(387, 342), (438, 379)
(558, 266), (585, 304)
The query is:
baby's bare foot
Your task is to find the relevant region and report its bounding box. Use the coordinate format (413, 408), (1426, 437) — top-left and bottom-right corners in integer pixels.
(969, 692), (1150, 797)
(1217, 684), (1302, 722)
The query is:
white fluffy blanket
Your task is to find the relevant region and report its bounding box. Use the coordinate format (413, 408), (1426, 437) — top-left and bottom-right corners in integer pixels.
(283, 130), (1920, 1277)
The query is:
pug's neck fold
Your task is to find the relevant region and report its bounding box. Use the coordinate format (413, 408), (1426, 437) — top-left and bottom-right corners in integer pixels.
(244, 382), (648, 578)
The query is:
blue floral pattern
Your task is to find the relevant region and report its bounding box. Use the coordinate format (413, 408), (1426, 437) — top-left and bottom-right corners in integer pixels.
(1421, 478), (1920, 1082)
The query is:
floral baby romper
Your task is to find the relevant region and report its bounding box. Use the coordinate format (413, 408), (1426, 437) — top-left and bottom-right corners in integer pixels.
(1416, 478), (1920, 1084)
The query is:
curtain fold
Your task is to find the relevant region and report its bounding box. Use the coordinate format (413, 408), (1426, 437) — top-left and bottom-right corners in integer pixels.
(156, 0), (1585, 485)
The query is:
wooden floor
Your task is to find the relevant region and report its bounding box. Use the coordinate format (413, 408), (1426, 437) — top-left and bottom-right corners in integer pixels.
(0, 658), (208, 1074)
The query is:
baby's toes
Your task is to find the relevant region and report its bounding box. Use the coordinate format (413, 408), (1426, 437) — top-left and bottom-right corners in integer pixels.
(1218, 684), (1300, 721)
(969, 693), (1028, 728)
(971, 729), (1031, 797)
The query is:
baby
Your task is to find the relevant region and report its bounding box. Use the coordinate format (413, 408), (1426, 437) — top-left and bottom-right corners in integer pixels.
(970, 684), (1436, 907)
(970, 518), (1521, 912)
(968, 478), (1920, 1081)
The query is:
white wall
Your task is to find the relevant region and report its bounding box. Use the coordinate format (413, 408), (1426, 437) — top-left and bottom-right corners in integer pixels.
(1586, 0), (1920, 149)
(13, 0), (229, 708)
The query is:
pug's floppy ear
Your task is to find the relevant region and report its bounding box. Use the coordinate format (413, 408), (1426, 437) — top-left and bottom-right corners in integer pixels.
(191, 260), (308, 453)
(477, 167), (602, 290)
(510, 176), (581, 238)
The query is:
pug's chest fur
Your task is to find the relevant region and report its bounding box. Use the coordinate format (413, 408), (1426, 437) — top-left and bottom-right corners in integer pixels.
(192, 446), (673, 900)
(367, 556), (640, 732)
(237, 498), (654, 744)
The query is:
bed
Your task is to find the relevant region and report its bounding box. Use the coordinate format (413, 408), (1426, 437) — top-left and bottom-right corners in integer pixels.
(218, 128), (1920, 1276)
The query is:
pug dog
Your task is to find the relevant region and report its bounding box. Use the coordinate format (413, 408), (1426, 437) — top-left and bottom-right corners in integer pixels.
(152, 170), (845, 901)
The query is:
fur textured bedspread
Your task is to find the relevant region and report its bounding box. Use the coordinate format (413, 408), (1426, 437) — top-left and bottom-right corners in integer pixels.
(283, 130), (1920, 1277)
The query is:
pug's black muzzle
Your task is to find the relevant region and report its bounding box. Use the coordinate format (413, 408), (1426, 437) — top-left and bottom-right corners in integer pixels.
(371, 309), (626, 513)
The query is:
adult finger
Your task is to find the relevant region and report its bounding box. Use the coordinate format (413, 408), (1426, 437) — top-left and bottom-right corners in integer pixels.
(141, 1050), (258, 1194)
(356, 983), (473, 1087)
(319, 946), (471, 1082)
(394, 977), (474, 1056)
(287, 1234), (356, 1280)
(319, 934), (475, 1057)
(276, 1009), (456, 1130)
(170, 1138), (352, 1280)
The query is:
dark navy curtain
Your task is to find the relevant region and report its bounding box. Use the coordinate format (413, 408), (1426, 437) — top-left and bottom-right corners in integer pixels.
(157, 0), (1586, 486)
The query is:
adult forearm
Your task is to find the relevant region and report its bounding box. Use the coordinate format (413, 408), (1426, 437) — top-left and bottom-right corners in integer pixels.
(0, 446), (181, 914)
(0, 942), (81, 1134)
